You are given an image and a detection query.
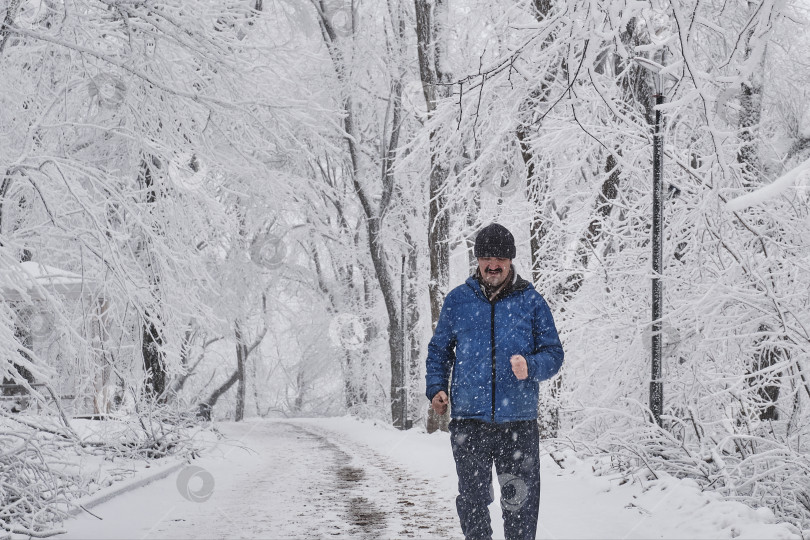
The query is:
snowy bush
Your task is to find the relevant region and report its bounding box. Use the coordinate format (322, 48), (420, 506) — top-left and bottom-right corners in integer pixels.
(0, 425), (76, 538)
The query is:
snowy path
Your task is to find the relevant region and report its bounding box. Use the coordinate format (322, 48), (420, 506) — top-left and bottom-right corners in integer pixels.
(62, 420), (457, 539)
(61, 418), (800, 539)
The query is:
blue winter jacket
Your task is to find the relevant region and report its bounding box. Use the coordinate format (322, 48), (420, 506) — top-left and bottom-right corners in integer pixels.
(425, 273), (564, 423)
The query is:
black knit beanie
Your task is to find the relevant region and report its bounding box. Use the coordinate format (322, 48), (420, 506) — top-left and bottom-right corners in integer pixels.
(474, 223), (516, 259)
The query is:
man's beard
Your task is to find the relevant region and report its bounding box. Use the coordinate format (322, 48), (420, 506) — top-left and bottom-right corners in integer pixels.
(483, 268), (506, 286)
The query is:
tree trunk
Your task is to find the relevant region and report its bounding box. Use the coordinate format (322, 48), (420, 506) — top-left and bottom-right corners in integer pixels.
(198, 304), (265, 421)
(138, 157), (167, 401)
(747, 324), (783, 421)
(0, 0), (21, 56)
(0, 175), (36, 404)
(736, 7), (782, 419)
(552, 153), (621, 304)
(315, 0), (409, 428)
(737, 34), (763, 188)
(519, 109), (562, 438)
(198, 370), (238, 420)
(415, 0), (451, 433)
(519, 0), (555, 283)
(521, 14), (652, 435)
(142, 319), (166, 399)
(3, 306), (35, 407)
(516, 0), (561, 437)
(311, 239), (367, 411)
(170, 334), (222, 398)
(404, 228), (422, 426)
(554, 17), (650, 306)
(360, 273), (374, 407)
(234, 322), (247, 421)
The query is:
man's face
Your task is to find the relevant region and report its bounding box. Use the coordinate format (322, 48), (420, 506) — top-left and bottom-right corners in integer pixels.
(477, 257), (511, 288)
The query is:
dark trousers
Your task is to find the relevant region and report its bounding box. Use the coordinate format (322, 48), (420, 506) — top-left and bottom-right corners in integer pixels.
(449, 419), (541, 540)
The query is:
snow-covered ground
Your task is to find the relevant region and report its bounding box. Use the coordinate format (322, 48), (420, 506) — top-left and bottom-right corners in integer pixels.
(59, 417), (802, 539)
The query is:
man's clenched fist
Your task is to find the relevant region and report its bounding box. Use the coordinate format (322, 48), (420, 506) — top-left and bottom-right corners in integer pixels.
(431, 390), (448, 415)
(510, 355), (528, 380)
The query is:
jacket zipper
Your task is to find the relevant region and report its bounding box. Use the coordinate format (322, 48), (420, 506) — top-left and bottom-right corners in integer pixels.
(470, 276), (525, 422)
(490, 300), (496, 422)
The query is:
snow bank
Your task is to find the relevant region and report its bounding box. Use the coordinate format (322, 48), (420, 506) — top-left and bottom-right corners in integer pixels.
(298, 416), (802, 539)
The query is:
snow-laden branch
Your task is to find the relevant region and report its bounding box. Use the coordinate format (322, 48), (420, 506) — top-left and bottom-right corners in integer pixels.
(725, 157), (810, 211)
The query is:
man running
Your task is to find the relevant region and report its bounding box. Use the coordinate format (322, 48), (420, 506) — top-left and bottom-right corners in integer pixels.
(426, 223), (564, 540)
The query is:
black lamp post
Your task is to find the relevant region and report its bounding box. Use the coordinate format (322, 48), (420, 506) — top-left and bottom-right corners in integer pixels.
(634, 56), (671, 426)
